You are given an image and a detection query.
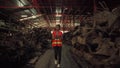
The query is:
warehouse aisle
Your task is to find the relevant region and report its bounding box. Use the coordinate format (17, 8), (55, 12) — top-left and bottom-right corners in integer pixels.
(35, 45), (80, 68)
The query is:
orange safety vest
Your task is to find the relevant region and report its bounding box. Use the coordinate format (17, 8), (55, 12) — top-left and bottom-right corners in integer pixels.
(52, 31), (62, 47)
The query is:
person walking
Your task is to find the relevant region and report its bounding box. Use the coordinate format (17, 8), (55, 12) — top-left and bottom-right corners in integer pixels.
(52, 24), (63, 67)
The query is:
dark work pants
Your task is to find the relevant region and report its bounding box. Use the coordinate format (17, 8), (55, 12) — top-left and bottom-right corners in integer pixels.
(53, 46), (62, 64)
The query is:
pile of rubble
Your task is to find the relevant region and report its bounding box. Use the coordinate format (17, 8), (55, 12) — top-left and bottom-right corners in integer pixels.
(0, 27), (51, 68)
(64, 8), (120, 68)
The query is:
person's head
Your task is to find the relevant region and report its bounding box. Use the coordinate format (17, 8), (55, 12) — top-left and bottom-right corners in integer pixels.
(55, 24), (61, 31)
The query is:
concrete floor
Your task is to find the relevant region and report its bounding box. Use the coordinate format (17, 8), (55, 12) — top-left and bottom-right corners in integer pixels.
(35, 45), (80, 68)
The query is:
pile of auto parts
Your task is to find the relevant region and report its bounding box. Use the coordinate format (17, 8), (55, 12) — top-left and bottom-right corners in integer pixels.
(64, 7), (120, 68)
(0, 27), (51, 68)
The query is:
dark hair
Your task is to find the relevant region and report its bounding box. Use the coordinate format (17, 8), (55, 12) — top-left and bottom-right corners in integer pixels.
(56, 24), (61, 28)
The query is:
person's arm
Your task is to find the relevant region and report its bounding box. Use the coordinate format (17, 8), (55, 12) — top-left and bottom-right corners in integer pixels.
(60, 35), (63, 40)
(52, 32), (55, 40)
(59, 32), (63, 40)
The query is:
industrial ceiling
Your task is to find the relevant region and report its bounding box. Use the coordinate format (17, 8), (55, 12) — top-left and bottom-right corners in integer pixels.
(0, 0), (120, 30)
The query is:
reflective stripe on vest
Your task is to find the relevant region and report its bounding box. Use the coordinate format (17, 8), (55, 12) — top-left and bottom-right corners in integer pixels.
(52, 42), (62, 44)
(52, 39), (62, 46)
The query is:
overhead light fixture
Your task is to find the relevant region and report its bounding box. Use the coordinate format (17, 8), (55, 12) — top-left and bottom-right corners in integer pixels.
(17, 0), (24, 7)
(32, 15), (37, 18)
(56, 20), (61, 25)
(20, 14), (42, 21)
(21, 15), (28, 17)
(56, 7), (62, 14)
(56, 20), (60, 22)
(56, 14), (62, 17)
(56, 22), (61, 25)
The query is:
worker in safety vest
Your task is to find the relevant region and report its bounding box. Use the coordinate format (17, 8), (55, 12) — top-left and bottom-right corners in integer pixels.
(52, 24), (63, 67)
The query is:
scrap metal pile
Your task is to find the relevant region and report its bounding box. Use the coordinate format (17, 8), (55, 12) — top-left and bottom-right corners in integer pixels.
(0, 26), (51, 68)
(64, 7), (120, 68)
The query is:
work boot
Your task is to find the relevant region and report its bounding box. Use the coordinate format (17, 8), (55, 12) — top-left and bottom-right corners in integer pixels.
(54, 60), (57, 64)
(57, 64), (60, 67)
